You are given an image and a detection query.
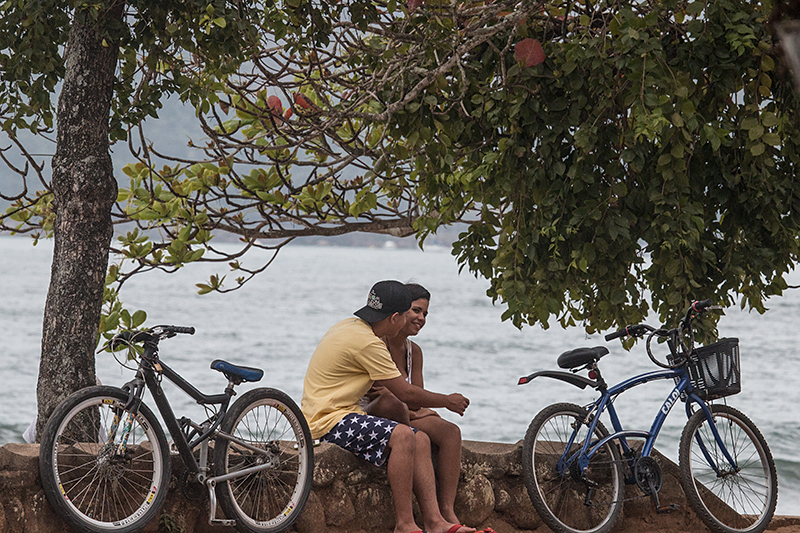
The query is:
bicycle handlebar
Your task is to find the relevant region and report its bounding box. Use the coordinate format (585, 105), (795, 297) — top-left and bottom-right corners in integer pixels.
(604, 328), (626, 342)
(604, 324), (654, 342)
(604, 300), (718, 369)
(109, 325), (195, 350)
(691, 299), (713, 313)
(156, 325), (196, 336)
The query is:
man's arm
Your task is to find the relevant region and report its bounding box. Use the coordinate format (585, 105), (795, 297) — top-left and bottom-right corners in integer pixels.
(377, 376), (469, 415)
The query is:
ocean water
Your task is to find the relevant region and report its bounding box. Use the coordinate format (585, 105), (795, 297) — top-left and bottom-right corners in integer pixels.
(0, 235), (798, 515)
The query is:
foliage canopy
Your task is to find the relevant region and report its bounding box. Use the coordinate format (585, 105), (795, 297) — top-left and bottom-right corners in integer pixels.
(2, 0), (799, 339)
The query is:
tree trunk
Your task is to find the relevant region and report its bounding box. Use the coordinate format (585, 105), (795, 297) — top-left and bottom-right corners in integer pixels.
(36, 8), (121, 438)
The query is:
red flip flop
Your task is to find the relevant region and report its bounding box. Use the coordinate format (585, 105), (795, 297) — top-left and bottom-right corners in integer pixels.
(447, 526), (485, 533)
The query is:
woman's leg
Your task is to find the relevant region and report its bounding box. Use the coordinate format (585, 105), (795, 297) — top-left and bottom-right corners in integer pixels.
(411, 415), (463, 524)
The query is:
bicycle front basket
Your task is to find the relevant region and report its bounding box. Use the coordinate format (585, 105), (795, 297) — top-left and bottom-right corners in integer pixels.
(687, 338), (741, 400)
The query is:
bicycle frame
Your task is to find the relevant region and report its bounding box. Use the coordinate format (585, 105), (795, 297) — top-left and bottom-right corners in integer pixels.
(137, 357), (231, 473)
(121, 342), (276, 486)
(560, 366), (739, 479)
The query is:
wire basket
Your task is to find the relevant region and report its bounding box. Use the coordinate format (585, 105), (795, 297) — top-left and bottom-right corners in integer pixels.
(688, 338), (741, 400)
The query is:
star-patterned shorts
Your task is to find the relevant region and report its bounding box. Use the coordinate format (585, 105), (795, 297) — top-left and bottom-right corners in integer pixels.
(320, 412), (415, 467)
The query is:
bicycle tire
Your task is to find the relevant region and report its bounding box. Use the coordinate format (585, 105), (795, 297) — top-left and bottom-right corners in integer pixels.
(679, 404), (777, 533)
(522, 402), (624, 533)
(213, 387), (313, 533)
(38, 386), (171, 533)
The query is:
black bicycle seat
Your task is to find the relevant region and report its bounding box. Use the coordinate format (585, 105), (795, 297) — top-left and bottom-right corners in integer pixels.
(210, 360), (264, 384)
(557, 346), (609, 369)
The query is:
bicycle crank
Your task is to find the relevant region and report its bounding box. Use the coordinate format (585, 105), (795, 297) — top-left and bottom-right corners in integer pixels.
(634, 456), (679, 513)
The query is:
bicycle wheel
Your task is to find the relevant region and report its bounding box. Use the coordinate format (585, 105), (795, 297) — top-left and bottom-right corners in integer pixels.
(522, 403), (623, 533)
(679, 404), (777, 533)
(213, 388), (313, 533)
(38, 386), (170, 533)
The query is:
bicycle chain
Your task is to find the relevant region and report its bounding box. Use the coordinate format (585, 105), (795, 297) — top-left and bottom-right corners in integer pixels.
(568, 455), (661, 507)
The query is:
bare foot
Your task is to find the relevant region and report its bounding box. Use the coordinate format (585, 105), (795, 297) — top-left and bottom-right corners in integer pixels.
(393, 522), (425, 533)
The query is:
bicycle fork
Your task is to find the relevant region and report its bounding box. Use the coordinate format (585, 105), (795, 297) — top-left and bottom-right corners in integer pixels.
(101, 377), (147, 458)
(691, 403), (740, 476)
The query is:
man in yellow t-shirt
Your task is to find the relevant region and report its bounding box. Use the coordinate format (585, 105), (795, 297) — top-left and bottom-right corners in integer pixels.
(302, 280), (474, 533)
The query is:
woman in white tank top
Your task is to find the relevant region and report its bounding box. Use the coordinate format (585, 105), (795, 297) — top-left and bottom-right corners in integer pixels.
(366, 283), (466, 527)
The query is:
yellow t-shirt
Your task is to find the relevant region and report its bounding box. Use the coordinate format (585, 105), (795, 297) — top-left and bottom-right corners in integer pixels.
(302, 318), (402, 439)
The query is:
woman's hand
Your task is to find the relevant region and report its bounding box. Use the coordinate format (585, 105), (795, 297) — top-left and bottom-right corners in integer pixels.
(409, 407), (439, 421)
(445, 393), (470, 416)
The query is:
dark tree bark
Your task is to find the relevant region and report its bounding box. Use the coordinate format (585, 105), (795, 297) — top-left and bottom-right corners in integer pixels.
(35, 8), (121, 438)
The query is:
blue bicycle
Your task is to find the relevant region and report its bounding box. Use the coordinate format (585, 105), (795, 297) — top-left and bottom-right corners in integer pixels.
(518, 300), (778, 533)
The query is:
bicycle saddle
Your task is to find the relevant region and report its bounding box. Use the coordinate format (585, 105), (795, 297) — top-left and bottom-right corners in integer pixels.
(210, 360), (264, 384)
(557, 346), (609, 369)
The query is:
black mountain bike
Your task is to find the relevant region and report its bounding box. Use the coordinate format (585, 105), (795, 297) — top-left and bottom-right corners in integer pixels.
(38, 325), (313, 533)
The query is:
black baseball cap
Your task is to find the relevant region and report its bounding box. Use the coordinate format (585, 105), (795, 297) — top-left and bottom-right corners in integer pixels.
(354, 280), (413, 323)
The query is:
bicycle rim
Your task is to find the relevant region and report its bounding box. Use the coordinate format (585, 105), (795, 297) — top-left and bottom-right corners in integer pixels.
(523, 403), (623, 533)
(216, 389), (313, 533)
(681, 405), (777, 533)
(45, 389), (168, 531)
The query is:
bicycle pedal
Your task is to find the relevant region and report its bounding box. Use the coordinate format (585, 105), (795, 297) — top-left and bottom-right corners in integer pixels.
(210, 519), (236, 526)
(656, 503), (680, 514)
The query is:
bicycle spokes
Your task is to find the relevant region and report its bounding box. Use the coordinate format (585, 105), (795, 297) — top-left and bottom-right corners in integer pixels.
(523, 404), (624, 533)
(680, 405), (777, 533)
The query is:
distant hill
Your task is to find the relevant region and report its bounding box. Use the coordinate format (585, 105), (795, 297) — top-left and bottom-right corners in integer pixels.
(1, 96), (205, 211)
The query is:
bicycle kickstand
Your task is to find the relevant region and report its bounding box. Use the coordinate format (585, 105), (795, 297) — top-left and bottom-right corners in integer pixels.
(648, 478), (680, 514)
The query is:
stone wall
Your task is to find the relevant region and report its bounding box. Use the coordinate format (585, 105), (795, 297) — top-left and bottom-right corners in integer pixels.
(1, 441), (798, 533)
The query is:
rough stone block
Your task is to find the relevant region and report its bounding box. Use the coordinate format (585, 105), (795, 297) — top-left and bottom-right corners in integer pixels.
(295, 490), (325, 533)
(0, 443), (40, 476)
(455, 473), (495, 526)
(323, 479), (356, 526)
(0, 441), (792, 533)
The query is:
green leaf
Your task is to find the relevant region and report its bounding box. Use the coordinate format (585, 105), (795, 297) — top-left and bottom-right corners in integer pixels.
(762, 112), (779, 128)
(686, 2), (705, 15)
(196, 283), (213, 295)
(132, 310), (147, 328)
(741, 118), (759, 130)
